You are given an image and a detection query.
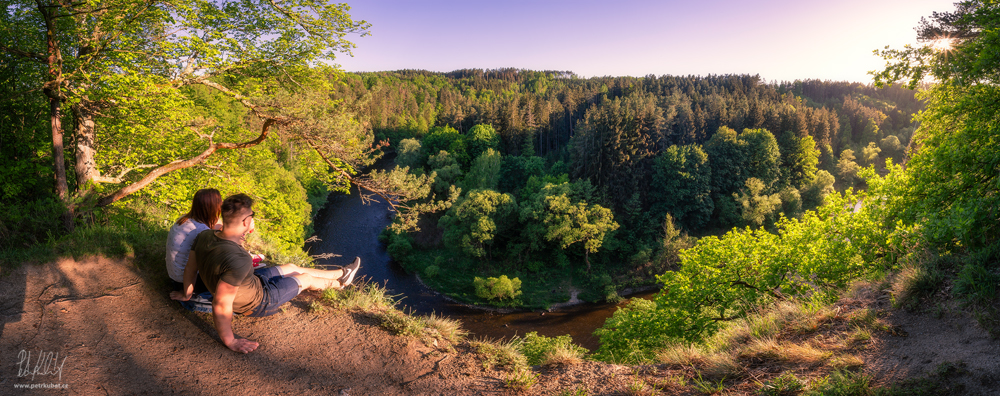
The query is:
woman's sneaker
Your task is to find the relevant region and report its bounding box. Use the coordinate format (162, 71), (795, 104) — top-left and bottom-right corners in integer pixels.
(339, 257), (361, 287)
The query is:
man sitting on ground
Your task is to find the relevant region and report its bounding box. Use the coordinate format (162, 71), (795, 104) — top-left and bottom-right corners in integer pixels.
(171, 193), (360, 353)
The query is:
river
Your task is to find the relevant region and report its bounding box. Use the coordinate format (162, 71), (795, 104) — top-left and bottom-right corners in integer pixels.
(306, 185), (654, 351)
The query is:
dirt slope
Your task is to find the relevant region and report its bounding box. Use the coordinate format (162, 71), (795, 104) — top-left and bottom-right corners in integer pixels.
(0, 257), (641, 395)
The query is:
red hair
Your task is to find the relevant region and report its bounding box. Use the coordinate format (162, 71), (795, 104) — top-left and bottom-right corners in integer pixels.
(176, 188), (222, 227)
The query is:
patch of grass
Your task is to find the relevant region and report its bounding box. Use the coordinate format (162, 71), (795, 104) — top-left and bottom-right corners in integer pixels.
(518, 331), (587, 366)
(378, 310), (425, 337)
(953, 262), (998, 306)
(653, 374), (687, 389)
(890, 261), (942, 310)
(657, 343), (739, 380)
(847, 308), (890, 333)
(847, 326), (872, 346)
(805, 370), (872, 396)
(757, 371), (805, 396)
(827, 354), (864, 371)
(542, 342), (586, 366)
(555, 387), (589, 396)
(741, 338), (830, 366)
(307, 300), (327, 313)
(657, 343), (708, 366)
(625, 377), (654, 396)
(504, 367), (540, 391)
(421, 311), (467, 344)
(692, 373), (726, 395)
(321, 281), (398, 312)
(471, 337), (528, 371)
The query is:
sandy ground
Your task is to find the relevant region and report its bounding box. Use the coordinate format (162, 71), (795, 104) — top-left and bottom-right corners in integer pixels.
(860, 299), (1000, 395)
(2, 256), (998, 395)
(0, 257), (640, 395)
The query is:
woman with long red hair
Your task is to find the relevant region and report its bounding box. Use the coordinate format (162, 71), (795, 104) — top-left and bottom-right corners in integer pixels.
(166, 188), (222, 290)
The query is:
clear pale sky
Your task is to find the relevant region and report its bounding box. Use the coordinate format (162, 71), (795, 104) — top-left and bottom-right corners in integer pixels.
(332, 0), (955, 83)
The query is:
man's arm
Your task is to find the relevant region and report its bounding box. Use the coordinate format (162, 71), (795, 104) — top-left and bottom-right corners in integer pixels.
(212, 280), (259, 353)
(169, 251), (199, 301)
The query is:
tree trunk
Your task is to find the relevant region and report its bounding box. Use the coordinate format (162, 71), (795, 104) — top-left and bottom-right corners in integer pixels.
(72, 102), (99, 190)
(39, 0), (73, 231)
(49, 97), (68, 200)
(584, 249), (591, 273)
(47, 94), (75, 231)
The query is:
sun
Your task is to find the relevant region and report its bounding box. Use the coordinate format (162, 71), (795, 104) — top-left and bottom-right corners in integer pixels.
(930, 37), (954, 51)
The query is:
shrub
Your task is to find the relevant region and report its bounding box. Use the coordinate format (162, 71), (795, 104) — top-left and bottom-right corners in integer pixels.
(474, 275), (522, 300)
(423, 265), (439, 278)
(594, 189), (877, 363)
(518, 332), (587, 366)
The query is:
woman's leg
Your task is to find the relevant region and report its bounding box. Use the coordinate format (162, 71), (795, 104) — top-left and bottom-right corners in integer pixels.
(275, 264), (343, 280)
(288, 273), (342, 291)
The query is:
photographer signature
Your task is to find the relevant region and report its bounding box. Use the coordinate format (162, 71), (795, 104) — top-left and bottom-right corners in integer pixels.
(17, 350), (67, 382)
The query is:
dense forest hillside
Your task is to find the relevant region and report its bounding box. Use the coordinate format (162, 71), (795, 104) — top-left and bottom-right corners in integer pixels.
(330, 71), (924, 307)
(3, 0), (1000, 393)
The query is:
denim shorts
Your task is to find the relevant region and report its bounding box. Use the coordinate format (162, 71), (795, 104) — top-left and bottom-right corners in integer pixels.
(248, 267), (301, 317)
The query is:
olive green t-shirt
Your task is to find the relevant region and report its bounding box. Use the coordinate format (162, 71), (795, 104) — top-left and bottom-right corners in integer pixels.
(192, 230), (264, 315)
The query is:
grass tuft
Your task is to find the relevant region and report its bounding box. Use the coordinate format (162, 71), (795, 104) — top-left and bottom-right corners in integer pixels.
(692, 372), (726, 395)
(471, 337), (528, 371)
(757, 371), (805, 396)
(422, 311), (467, 344)
(504, 367), (540, 391)
(541, 342), (586, 366)
(321, 280), (398, 312)
(555, 387), (590, 396)
(806, 370), (871, 395)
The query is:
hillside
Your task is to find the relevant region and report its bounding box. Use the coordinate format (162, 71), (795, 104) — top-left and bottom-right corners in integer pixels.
(3, 255), (998, 395)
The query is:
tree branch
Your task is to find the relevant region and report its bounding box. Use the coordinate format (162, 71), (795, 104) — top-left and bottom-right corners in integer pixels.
(94, 119), (278, 207)
(91, 164), (157, 184)
(0, 45), (47, 62)
(299, 135), (405, 212)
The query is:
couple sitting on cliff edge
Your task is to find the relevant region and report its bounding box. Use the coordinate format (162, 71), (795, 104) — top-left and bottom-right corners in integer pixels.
(167, 190), (360, 353)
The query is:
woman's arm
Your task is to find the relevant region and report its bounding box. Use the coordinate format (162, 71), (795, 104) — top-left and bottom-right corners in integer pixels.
(169, 251), (199, 301)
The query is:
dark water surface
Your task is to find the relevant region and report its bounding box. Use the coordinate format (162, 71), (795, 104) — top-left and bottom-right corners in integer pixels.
(306, 185), (654, 351)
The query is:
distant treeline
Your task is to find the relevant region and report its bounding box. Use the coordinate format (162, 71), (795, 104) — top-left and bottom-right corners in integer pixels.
(338, 69), (917, 155)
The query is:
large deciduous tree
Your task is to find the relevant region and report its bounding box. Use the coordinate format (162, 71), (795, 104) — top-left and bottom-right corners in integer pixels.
(872, 0), (1000, 246)
(519, 182), (618, 272)
(1, 0), (385, 227)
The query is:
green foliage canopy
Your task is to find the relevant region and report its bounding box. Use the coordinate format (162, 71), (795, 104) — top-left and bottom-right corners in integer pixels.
(439, 189), (516, 258)
(651, 144), (713, 230)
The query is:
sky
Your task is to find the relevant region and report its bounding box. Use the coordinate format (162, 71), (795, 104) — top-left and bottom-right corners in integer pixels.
(330, 0), (956, 84)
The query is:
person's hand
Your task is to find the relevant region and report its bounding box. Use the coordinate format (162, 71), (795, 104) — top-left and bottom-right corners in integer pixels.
(169, 290), (192, 301)
(225, 338), (259, 353)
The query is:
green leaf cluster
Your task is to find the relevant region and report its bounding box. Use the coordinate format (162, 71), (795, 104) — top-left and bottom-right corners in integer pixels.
(473, 275), (522, 301)
(595, 188), (874, 362)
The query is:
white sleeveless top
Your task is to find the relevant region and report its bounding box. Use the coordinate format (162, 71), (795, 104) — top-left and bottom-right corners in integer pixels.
(165, 219), (211, 282)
